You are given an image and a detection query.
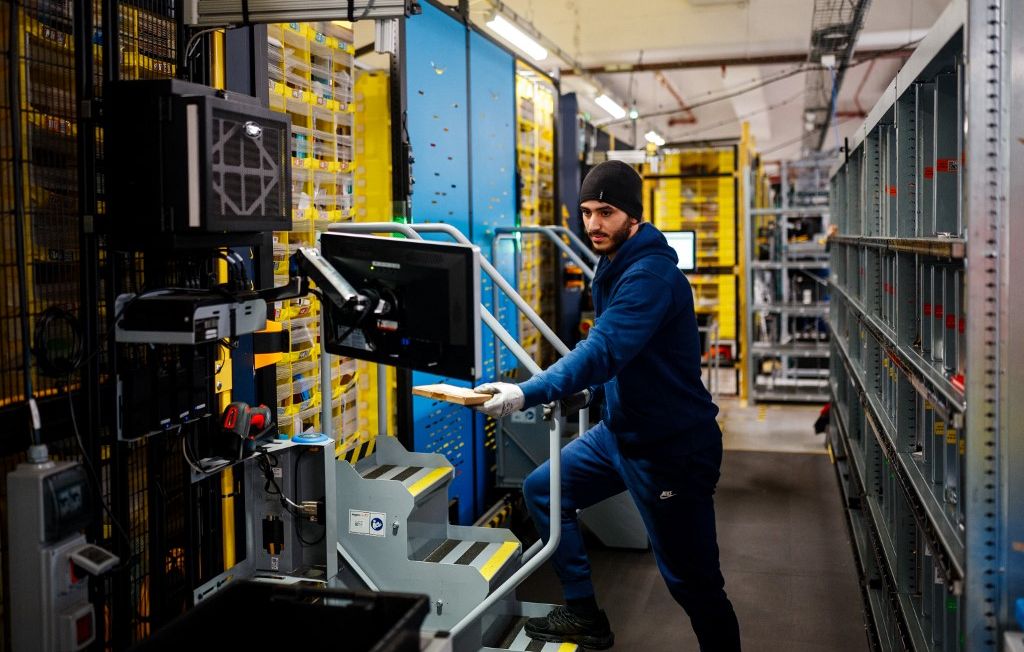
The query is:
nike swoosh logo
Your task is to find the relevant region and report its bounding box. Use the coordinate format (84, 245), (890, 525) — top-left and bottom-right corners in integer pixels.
(659, 491), (676, 500)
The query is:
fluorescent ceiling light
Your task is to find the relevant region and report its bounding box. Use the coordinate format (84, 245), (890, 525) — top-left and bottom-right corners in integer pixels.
(486, 15), (547, 62)
(595, 94), (626, 120)
(644, 130), (666, 147)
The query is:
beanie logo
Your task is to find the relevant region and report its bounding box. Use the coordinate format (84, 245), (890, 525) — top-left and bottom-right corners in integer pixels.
(599, 190), (604, 200)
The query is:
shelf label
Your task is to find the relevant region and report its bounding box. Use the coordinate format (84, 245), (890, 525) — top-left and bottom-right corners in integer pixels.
(937, 158), (960, 173)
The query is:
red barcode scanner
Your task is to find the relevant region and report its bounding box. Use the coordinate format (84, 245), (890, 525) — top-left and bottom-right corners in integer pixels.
(222, 402), (274, 459)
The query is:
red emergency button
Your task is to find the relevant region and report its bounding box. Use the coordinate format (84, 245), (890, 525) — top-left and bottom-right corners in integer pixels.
(76, 613), (92, 645)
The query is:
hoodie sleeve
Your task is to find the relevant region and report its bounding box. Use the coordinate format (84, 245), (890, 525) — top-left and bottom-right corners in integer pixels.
(519, 270), (675, 408)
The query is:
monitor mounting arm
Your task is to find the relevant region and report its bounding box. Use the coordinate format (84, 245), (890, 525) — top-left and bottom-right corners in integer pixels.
(258, 248), (390, 318)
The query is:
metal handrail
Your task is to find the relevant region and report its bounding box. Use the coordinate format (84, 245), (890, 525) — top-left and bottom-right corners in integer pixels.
(324, 222), (570, 639)
(494, 226), (595, 281)
(546, 225), (599, 266)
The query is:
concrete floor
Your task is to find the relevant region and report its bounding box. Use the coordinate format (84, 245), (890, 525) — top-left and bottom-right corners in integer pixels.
(718, 397), (828, 456)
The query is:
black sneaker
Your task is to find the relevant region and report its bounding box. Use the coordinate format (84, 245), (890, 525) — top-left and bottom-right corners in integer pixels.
(525, 605), (615, 650)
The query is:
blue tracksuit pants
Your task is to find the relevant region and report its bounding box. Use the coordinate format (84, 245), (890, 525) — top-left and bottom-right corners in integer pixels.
(523, 421), (741, 652)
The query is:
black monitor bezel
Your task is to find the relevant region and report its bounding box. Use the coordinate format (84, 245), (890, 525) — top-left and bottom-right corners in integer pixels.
(319, 232), (482, 381)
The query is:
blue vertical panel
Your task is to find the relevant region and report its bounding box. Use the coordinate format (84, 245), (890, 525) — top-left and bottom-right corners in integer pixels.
(468, 31), (517, 513)
(406, 2), (475, 523)
(557, 93), (585, 348)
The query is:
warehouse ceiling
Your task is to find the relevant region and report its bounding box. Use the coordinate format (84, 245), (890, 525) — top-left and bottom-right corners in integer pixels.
(457, 0), (950, 161)
(352, 0), (950, 161)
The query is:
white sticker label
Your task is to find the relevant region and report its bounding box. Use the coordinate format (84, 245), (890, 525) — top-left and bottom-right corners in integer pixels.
(272, 467), (283, 479)
(270, 556), (279, 571)
(349, 509), (386, 537)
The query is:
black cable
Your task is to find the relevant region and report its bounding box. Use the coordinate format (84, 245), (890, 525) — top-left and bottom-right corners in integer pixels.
(293, 447), (325, 546)
(255, 450), (303, 518)
(759, 115), (860, 155)
(605, 39), (923, 128)
(66, 377), (133, 551)
(212, 251), (251, 292)
(666, 90), (805, 145)
(333, 294), (377, 346)
(33, 307), (85, 378)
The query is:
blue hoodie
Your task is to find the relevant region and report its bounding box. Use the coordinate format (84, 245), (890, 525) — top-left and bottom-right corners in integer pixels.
(519, 223), (720, 455)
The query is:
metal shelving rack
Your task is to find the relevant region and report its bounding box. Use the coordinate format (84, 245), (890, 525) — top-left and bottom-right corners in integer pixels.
(746, 158), (831, 403)
(267, 21), (359, 443)
(826, 0), (1024, 649)
(515, 66), (557, 368)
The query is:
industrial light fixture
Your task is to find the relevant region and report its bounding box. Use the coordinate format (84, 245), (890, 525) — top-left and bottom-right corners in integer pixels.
(628, 107), (640, 120)
(595, 94), (626, 120)
(644, 130), (666, 147)
(486, 14), (548, 62)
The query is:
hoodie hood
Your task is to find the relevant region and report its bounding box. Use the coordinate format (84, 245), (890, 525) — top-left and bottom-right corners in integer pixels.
(593, 224), (679, 305)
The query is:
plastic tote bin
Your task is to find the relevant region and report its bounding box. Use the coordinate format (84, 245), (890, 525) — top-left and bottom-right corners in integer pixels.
(132, 581), (429, 651)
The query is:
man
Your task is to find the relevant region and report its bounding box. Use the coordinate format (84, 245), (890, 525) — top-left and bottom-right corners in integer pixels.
(474, 160), (741, 651)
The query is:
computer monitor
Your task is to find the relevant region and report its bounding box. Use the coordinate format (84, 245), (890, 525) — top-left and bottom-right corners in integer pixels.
(319, 233), (483, 381)
(663, 230), (696, 271)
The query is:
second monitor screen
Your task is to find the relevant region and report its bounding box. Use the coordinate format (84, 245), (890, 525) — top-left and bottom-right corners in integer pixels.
(663, 230), (696, 271)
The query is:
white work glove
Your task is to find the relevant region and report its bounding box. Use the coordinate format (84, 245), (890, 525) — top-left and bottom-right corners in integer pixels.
(473, 382), (525, 418)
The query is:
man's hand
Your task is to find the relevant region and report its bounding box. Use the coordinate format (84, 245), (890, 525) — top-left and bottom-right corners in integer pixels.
(473, 382), (525, 418)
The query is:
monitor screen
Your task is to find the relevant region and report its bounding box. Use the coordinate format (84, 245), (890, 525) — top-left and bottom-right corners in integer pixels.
(319, 233), (482, 381)
(663, 230), (696, 271)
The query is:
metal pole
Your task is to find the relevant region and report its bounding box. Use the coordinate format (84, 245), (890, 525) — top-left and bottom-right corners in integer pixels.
(483, 308), (541, 376)
(495, 227), (595, 281)
(377, 364), (390, 437)
(491, 234), (515, 379)
(320, 319), (333, 438)
(450, 401), (562, 638)
(327, 222), (421, 238)
(547, 225), (599, 266)
(743, 166), (756, 403)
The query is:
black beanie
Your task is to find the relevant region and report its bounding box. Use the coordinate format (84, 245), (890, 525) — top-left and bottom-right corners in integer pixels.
(579, 160), (644, 220)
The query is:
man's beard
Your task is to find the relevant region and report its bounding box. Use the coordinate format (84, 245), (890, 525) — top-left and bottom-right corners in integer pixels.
(589, 221), (633, 256)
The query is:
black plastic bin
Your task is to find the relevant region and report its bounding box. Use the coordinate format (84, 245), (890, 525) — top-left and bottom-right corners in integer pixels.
(132, 581), (429, 651)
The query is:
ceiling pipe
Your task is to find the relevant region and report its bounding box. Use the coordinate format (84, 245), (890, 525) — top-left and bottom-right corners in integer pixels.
(560, 47), (913, 76)
(655, 71), (698, 125)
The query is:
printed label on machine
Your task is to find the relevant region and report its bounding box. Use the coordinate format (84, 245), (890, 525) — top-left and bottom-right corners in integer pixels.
(349, 509), (387, 537)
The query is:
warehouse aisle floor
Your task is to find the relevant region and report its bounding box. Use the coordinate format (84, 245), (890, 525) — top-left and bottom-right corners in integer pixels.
(517, 406), (867, 652)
